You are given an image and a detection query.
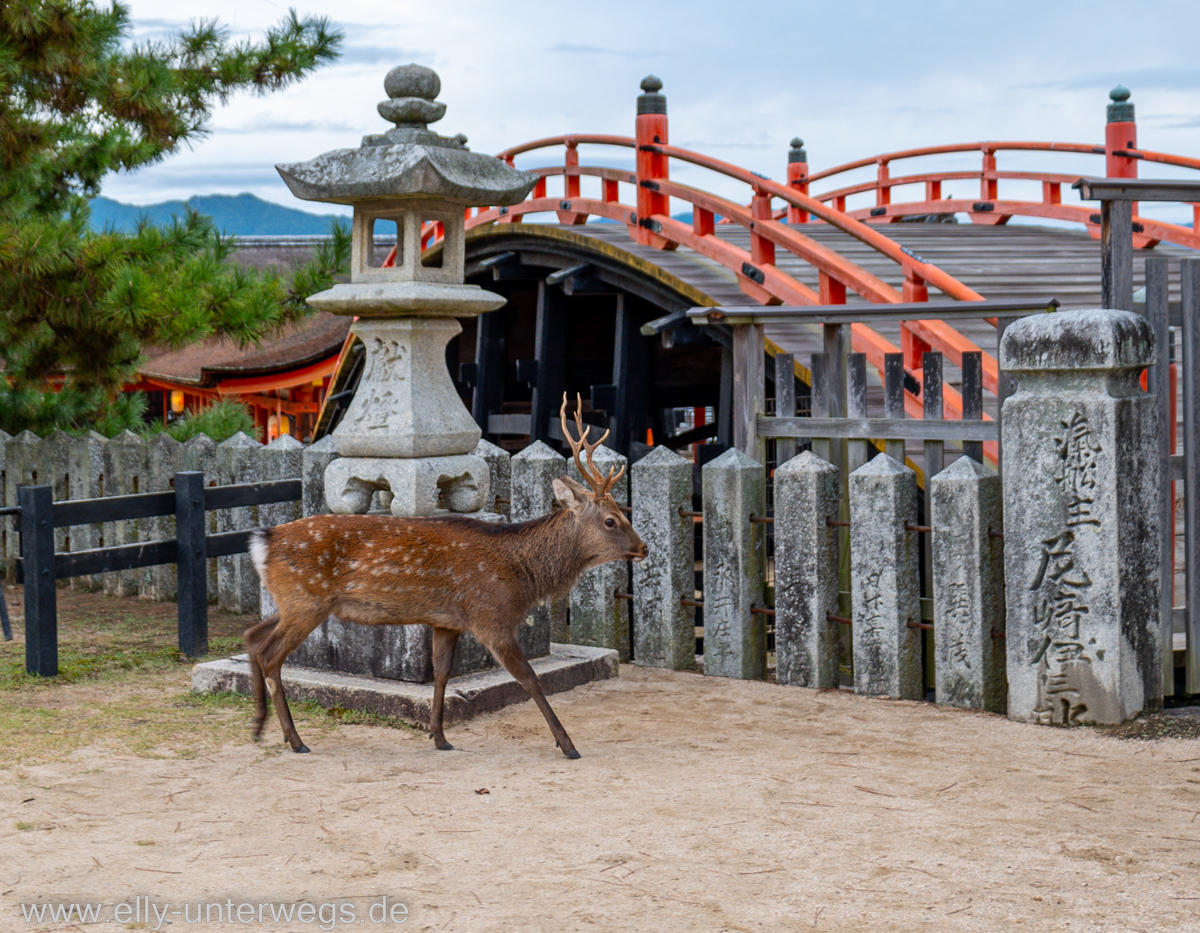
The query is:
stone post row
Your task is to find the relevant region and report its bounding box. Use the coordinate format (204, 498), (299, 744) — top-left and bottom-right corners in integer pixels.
(774, 451), (841, 689)
(701, 448), (766, 680)
(930, 455), (1005, 712)
(568, 444), (630, 659)
(848, 454), (922, 700)
(631, 446), (696, 670)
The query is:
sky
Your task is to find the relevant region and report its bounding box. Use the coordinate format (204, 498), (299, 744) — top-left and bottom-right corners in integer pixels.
(107, 0), (1200, 226)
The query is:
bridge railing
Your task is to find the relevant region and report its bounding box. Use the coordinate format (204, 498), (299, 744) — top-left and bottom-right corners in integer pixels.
(463, 128), (996, 430)
(797, 140), (1200, 250)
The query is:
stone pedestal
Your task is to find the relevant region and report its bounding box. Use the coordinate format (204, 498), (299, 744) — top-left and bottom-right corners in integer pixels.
(1001, 308), (1160, 726)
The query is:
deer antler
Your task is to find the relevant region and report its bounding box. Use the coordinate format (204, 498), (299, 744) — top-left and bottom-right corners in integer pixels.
(559, 393), (626, 498)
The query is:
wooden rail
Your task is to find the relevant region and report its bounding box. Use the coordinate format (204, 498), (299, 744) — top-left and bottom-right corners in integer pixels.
(16, 474), (302, 676)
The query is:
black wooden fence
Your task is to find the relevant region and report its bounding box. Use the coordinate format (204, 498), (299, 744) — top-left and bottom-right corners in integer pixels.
(14, 471), (301, 677)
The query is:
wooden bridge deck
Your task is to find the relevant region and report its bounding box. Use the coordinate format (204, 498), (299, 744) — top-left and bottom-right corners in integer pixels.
(569, 220), (1197, 418)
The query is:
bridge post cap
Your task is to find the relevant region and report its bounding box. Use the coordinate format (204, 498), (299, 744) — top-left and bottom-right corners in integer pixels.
(999, 308), (1153, 373)
(1107, 84), (1135, 123)
(788, 137), (807, 163)
(637, 75), (667, 116)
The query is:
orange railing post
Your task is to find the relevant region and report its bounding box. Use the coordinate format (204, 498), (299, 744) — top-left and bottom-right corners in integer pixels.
(635, 75), (669, 245)
(876, 158), (891, 208)
(1106, 85), (1138, 219)
(787, 138), (809, 223)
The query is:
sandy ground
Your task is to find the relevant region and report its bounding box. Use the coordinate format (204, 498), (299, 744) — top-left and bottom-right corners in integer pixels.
(3, 665), (1200, 933)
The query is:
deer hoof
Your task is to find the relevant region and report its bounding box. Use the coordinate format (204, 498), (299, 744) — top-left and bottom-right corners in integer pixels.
(294, 744), (311, 754)
(436, 742), (455, 751)
(564, 749), (582, 760)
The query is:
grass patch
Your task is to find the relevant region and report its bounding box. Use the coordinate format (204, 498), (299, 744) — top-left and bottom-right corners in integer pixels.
(0, 586), (412, 769)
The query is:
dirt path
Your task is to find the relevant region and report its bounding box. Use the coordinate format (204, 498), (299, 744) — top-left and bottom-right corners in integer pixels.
(3, 665), (1200, 932)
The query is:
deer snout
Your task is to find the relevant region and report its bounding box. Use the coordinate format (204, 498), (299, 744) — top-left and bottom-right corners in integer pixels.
(629, 541), (649, 562)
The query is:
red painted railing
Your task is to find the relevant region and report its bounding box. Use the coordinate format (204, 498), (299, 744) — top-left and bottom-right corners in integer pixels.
(795, 140), (1200, 250)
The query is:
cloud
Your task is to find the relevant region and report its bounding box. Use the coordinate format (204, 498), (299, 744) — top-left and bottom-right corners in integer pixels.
(217, 119), (362, 135)
(547, 43), (668, 58)
(1022, 65), (1200, 94)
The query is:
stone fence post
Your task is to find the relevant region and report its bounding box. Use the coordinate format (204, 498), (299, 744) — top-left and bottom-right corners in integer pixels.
(472, 438), (511, 519)
(930, 456), (1005, 712)
(849, 454), (922, 700)
(631, 446), (695, 670)
(4, 431), (39, 576)
(183, 434), (219, 600)
(701, 448), (766, 679)
(217, 432), (263, 614)
(774, 451), (841, 688)
(103, 430), (145, 596)
(68, 431), (106, 591)
(1001, 308), (1160, 726)
(142, 433), (184, 600)
(568, 444), (629, 657)
(510, 440), (563, 655)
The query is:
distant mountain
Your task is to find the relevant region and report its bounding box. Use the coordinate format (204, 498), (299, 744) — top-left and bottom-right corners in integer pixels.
(88, 193), (346, 236)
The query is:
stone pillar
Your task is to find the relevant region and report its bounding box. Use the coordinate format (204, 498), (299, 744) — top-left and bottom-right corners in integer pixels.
(142, 433), (184, 600)
(774, 451), (841, 689)
(701, 448), (766, 679)
(4, 431), (39, 576)
(849, 454), (922, 700)
(930, 456), (1005, 712)
(472, 438), (511, 519)
(103, 430), (146, 597)
(38, 430), (72, 552)
(262, 435), (304, 528)
(631, 446), (696, 670)
(68, 431), (106, 590)
(182, 434), (219, 600)
(1001, 308), (1160, 726)
(217, 433), (262, 614)
(568, 444), (629, 658)
(511, 440), (565, 653)
(301, 436), (339, 517)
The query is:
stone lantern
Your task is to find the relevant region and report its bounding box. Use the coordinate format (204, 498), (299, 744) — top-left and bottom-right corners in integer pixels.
(276, 64), (534, 517)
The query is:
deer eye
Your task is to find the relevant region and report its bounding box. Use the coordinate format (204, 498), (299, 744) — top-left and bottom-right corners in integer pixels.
(604, 517), (616, 528)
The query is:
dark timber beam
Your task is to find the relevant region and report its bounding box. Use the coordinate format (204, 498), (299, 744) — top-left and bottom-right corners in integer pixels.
(530, 280), (568, 444)
(611, 294), (650, 457)
(473, 306), (507, 435)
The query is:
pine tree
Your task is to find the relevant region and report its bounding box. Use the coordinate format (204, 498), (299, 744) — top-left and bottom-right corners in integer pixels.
(0, 1), (349, 434)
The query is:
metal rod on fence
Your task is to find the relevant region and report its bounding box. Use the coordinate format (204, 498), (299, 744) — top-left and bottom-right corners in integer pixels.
(1145, 256), (1175, 695)
(1182, 259), (1200, 693)
(175, 471), (209, 658)
(20, 485), (56, 677)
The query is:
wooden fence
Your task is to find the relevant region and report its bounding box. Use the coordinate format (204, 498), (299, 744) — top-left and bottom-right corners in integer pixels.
(14, 473), (300, 676)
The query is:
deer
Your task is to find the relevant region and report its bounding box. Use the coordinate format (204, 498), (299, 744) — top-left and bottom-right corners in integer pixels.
(244, 394), (647, 759)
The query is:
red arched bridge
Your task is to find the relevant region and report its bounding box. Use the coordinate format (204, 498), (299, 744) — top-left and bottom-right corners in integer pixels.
(320, 79), (1199, 470)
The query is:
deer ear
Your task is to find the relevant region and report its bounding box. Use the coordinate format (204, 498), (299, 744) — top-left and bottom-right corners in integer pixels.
(552, 475), (591, 511)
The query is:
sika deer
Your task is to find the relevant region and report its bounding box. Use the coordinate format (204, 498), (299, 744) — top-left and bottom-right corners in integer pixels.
(244, 395), (647, 758)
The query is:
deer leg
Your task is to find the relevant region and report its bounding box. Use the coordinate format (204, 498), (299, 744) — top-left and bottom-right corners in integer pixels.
(256, 610), (325, 754)
(429, 627), (460, 750)
(488, 636), (580, 759)
(244, 615), (279, 741)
